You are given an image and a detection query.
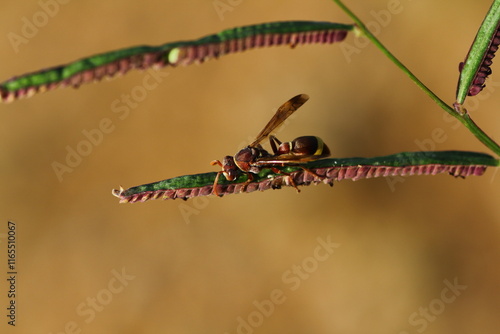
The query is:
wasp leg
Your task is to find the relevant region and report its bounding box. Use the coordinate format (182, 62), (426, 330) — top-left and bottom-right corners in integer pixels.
(299, 166), (323, 179)
(270, 167), (301, 193)
(211, 171), (222, 197)
(210, 160), (223, 197)
(269, 135), (282, 155)
(240, 173), (255, 193)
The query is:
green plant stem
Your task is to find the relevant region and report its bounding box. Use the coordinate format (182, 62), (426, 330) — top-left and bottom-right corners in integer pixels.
(332, 0), (500, 157)
(460, 113), (500, 160)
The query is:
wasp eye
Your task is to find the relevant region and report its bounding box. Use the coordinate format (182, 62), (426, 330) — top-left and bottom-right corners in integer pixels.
(222, 156), (236, 167)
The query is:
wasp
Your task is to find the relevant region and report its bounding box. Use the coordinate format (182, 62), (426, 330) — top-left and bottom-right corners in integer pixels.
(210, 94), (330, 196)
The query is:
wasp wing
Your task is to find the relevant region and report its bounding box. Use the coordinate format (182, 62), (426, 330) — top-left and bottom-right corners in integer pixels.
(252, 152), (329, 166)
(249, 94), (309, 147)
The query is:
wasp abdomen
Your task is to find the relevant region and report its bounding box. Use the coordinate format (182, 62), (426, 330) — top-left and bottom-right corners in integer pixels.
(289, 136), (330, 157)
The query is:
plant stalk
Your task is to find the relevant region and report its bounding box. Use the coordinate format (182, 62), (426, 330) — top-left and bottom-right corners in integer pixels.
(332, 0), (500, 157)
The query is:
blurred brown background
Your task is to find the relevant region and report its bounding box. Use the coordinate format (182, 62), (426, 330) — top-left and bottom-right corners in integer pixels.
(0, 1), (499, 333)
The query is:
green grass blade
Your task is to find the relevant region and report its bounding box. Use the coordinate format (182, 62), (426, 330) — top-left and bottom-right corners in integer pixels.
(456, 0), (500, 104)
(0, 21), (353, 103)
(112, 151), (498, 203)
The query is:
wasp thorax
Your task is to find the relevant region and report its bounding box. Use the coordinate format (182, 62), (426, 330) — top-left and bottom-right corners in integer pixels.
(233, 147), (258, 172)
(234, 147), (270, 173)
